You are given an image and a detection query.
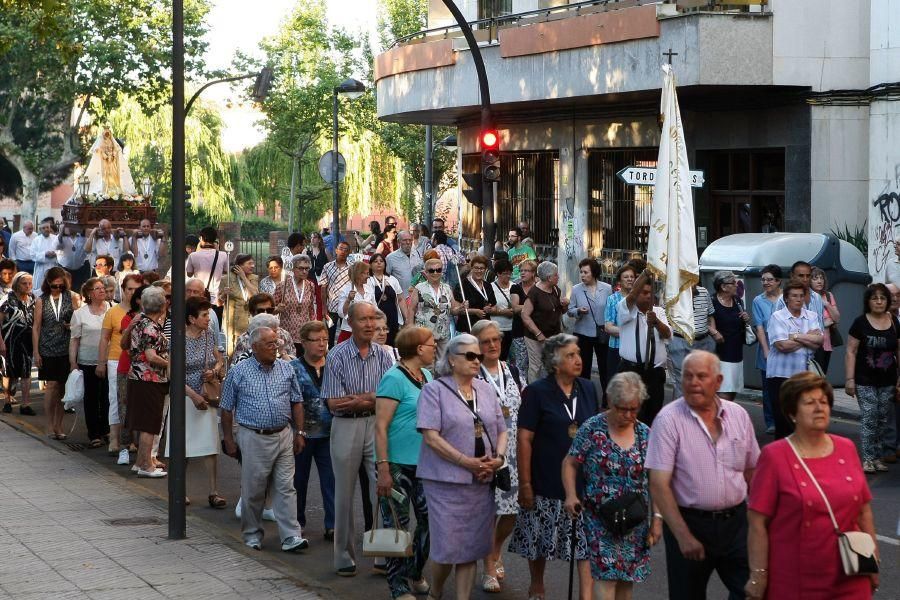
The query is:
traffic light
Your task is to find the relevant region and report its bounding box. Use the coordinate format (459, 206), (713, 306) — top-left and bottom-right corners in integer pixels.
(481, 128), (500, 182)
(462, 173), (482, 208)
(183, 184), (192, 203)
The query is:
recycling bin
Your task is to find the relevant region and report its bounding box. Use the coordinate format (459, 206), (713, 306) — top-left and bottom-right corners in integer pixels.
(698, 233), (871, 388)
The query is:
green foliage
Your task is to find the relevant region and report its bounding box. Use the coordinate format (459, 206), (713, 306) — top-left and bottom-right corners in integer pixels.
(0, 0), (210, 218)
(238, 216), (285, 240)
(830, 222), (868, 256)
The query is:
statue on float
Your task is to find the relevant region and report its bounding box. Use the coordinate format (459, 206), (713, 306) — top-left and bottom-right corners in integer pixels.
(83, 127), (137, 196)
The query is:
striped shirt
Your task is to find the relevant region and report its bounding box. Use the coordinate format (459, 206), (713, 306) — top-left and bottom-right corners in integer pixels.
(318, 260), (351, 314)
(321, 337), (394, 415)
(765, 306), (819, 379)
(646, 398), (760, 510)
(692, 286), (714, 336)
(220, 355), (301, 430)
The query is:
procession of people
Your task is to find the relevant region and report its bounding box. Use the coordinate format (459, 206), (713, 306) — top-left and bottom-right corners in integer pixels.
(0, 213), (885, 600)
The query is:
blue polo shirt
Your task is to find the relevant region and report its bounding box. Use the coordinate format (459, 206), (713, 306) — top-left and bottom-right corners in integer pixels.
(375, 364), (433, 465)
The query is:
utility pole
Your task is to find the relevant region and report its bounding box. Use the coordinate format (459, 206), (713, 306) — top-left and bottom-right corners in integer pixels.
(424, 125), (433, 225)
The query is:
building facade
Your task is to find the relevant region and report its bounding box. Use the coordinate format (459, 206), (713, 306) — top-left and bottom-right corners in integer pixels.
(376, 0), (896, 287)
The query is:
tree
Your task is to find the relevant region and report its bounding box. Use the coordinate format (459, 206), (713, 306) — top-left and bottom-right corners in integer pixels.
(0, 0), (210, 220)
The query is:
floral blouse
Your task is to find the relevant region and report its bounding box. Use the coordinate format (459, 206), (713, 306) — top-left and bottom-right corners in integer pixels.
(413, 281), (453, 342)
(273, 277), (316, 342)
(128, 315), (169, 382)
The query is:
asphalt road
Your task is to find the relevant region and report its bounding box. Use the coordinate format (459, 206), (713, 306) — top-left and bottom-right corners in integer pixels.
(3, 393), (897, 600)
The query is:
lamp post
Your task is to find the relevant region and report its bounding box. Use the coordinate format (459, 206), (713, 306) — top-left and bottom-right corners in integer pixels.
(331, 78), (366, 245)
(141, 177), (153, 198)
(77, 175), (90, 199)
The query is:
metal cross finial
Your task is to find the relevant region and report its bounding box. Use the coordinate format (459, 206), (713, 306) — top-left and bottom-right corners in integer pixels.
(663, 48), (678, 65)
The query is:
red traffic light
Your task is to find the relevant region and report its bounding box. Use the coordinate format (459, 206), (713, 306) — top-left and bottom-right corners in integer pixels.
(481, 129), (499, 149)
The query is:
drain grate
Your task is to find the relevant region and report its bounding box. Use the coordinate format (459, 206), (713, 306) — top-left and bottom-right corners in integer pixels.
(104, 517), (164, 527)
(64, 442), (86, 451)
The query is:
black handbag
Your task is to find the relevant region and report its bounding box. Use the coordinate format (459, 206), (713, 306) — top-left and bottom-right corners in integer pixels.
(597, 491), (647, 537)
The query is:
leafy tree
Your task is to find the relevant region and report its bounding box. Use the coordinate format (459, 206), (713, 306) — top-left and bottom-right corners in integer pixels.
(0, 0), (210, 220)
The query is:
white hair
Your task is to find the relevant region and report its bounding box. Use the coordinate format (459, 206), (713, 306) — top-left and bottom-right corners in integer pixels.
(247, 313), (279, 333)
(606, 372), (647, 407)
(536, 261), (558, 281)
(435, 333), (479, 376)
(541, 333), (579, 373)
(250, 326), (275, 346)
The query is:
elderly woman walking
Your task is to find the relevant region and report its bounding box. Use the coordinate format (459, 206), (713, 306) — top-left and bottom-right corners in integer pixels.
(274, 254), (317, 356)
(709, 271), (751, 400)
(520, 261), (568, 383)
(562, 372), (661, 600)
(375, 326), (436, 600)
(69, 277), (110, 448)
(125, 286), (170, 477)
(0, 272), (35, 416)
(220, 253), (258, 355)
(472, 319), (523, 593)
(417, 334), (507, 600)
(510, 333), (599, 600)
(405, 257), (465, 358)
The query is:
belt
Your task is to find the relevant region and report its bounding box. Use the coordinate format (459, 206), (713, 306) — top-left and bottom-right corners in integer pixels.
(679, 502), (745, 520)
(673, 332), (709, 341)
(333, 411), (375, 419)
(620, 359), (664, 371)
(240, 424), (288, 435)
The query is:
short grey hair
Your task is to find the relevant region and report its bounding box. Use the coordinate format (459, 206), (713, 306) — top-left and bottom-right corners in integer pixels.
(247, 313), (279, 334)
(140, 286), (166, 314)
(536, 261), (558, 282)
(541, 333), (579, 373)
(250, 326), (275, 346)
(373, 307), (387, 321)
(606, 372), (647, 407)
(101, 275), (116, 289)
(470, 319), (500, 339)
(435, 333), (479, 376)
(186, 277), (204, 289)
(347, 300), (376, 321)
(291, 254), (311, 267)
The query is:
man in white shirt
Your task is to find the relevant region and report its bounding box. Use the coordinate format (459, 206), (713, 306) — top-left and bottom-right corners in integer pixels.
(9, 221), (35, 273)
(30, 218), (59, 297)
(130, 219), (166, 273)
(385, 231), (422, 297)
(85, 219), (128, 266)
(57, 225), (91, 290)
(617, 268), (672, 425)
(185, 226), (228, 306)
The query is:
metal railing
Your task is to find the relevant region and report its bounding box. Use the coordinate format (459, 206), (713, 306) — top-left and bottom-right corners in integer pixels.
(391, 0), (769, 48)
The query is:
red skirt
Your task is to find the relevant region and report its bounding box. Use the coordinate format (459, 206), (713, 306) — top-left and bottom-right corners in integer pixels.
(337, 330), (352, 344)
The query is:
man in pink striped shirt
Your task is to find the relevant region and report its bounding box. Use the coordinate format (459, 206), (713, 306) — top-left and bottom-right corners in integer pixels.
(647, 350), (760, 600)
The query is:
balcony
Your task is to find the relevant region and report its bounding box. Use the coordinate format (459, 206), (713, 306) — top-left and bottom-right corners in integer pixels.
(375, 0), (774, 124)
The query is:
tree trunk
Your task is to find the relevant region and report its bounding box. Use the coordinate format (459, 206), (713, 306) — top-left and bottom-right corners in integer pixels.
(1, 147), (39, 223)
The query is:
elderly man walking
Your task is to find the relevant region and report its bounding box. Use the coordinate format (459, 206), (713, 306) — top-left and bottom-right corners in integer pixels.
(386, 231), (422, 297)
(647, 351), (760, 600)
(220, 326), (309, 553)
(321, 301), (394, 576)
(9, 221), (35, 274)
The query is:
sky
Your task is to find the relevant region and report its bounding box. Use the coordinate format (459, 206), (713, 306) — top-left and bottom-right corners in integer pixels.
(203, 0), (379, 152)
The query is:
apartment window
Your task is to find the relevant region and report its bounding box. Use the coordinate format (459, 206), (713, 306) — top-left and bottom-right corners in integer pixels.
(478, 0), (513, 19)
(461, 151), (559, 246)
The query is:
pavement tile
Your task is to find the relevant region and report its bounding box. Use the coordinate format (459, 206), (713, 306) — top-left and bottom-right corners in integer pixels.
(88, 590), (167, 600)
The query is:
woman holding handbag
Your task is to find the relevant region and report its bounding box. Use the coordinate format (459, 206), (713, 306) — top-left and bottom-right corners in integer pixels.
(708, 271), (750, 400)
(746, 372), (878, 599)
(811, 267), (841, 374)
(164, 296), (225, 507)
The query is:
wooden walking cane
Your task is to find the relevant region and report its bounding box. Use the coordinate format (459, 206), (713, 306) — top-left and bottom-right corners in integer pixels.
(568, 502), (582, 600)
(452, 256), (473, 331)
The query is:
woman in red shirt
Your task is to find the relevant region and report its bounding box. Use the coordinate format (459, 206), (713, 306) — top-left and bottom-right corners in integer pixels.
(746, 372), (879, 599)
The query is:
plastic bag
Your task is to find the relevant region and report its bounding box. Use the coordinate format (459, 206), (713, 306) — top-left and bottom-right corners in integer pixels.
(62, 369), (84, 410)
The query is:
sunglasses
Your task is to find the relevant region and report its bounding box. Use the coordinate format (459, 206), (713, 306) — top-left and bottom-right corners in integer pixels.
(49, 284), (65, 290)
(426, 268), (443, 274)
(255, 307), (275, 314)
(455, 351), (484, 362)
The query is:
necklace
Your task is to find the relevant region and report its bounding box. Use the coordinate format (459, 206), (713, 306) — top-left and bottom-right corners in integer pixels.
(790, 434), (832, 458)
(399, 360), (424, 384)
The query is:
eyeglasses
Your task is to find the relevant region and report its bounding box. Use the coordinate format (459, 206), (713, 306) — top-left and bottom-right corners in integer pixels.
(760, 277), (776, 283)
(303, 337), (328, 344)
(92, 286), (105, 293)
(426, 268), (443, 274)
(418, 343), (437, 349)
(94, 263), (107, 268)
(49, 284), (65, 290)
(255, 307), (275, 314)
(613, 405), (640, 414)
(294, 266), (310, 271)
(455, 351), (484, 362)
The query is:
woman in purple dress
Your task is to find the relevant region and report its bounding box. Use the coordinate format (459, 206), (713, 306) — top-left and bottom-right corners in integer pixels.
(417, 333), (508, 600)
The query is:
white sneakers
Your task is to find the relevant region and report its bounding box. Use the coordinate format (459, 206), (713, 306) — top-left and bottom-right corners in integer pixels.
(117, 448), (130, 465)
(281, 536), (309, 552)
(136, 468), (167, 478)
(234, 500), (275, 521)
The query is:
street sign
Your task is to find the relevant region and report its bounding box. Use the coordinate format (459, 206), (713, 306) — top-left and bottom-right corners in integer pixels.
(318, 151), (346, 184)
(223, 241), (234, 253)
(616, 166), (705, 188)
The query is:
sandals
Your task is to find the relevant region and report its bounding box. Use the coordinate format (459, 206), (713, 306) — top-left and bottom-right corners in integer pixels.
(208, 494), (227, 509)
(482, 574), (501, 593)
(495, 557), (505, 581)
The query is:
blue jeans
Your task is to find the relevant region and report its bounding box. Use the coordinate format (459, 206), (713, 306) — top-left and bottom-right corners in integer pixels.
(294, 436), (336, 530)
(760, 369), (775, 429)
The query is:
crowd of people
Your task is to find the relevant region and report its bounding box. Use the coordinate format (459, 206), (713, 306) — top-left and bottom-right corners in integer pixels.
(0, 214), (886, 600)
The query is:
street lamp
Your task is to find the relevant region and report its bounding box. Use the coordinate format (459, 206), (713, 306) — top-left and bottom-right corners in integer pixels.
(423, 133), (459, 225)
(331, 78), (366, 244)
(141, 177), (153, 198)
(77, 175), (90, 198)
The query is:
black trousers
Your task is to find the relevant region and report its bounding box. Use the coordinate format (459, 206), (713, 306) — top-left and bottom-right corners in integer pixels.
(662, 505), (749, 600)
(500, 330), (513, 361)
(618, 361), (665, 425)
(80, 364), (109, 442)
(766, 376), (794, 439)
(328, 312), (341, 348)
(575, 333), (609, 394)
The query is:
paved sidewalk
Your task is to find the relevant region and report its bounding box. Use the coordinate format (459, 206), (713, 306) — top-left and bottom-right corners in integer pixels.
(0, 422), (324, 600)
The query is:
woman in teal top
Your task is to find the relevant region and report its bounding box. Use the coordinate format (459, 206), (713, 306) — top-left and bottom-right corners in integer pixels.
(374, 326), (437, 600)
(604, 263), (637, 380)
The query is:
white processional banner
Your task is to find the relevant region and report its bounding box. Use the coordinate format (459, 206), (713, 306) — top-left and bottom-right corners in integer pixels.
(647, 65), (699, 342)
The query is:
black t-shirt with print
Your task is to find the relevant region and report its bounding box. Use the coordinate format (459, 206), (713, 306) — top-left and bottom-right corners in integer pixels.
(849, 315), (899, 387)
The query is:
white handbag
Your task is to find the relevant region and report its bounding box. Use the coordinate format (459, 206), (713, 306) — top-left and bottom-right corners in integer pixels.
(362, 500), (413, 558)
(786, 439), (879, 575)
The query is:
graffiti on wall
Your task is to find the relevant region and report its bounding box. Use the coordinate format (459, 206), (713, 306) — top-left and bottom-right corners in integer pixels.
(870, 164), (900, 282)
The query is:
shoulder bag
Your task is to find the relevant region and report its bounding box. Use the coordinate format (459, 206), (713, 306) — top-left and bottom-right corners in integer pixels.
(827, 293), (844, 347)
(436, 378), (511, 491)
(583, 286), (610, 344)
(205, 250), (220, 293)
(363, 498), (413, 558)
(737, 298), (757, 346)
(786, 438), (879, 575)
(201, 331), (222, 406)
(596, 491), (647, 537)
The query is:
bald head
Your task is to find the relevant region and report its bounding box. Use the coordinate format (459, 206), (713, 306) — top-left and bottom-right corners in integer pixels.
(22, 221), (33, 235)
(681, 350), (723, 407)
(186, 278), (206, 298)
(887, 283), (900, 312)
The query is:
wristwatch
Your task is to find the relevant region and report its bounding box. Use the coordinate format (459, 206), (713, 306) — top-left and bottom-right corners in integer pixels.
(294, 430), (307, 438)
